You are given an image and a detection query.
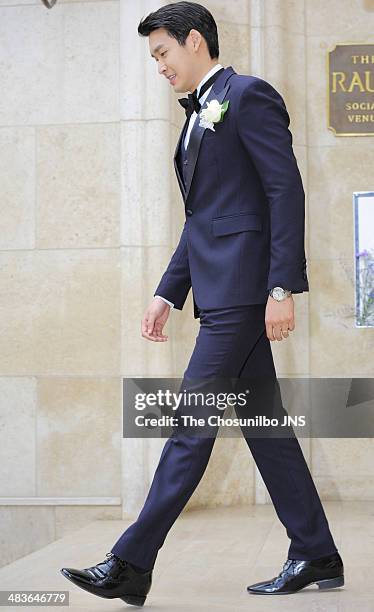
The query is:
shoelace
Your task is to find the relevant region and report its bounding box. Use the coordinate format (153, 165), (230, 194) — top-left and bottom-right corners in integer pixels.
(269, 559), (298, 586)
(279, 559), (298, 577)
(104, 552), (127, 569)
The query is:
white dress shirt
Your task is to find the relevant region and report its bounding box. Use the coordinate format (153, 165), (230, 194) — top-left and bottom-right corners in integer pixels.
(183, 63), (224, 150)
(155, 63), (224, 309)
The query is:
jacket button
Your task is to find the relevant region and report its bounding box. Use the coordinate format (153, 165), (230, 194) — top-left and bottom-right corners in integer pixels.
(186, 208), (193, 216)
(183, 159), (188, 165)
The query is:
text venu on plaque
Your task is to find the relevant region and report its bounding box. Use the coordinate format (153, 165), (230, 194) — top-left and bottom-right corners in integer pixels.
(328, 43), (374, 136)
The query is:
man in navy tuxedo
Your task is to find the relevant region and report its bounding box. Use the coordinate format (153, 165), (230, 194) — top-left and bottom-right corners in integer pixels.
(61, 1), (344, 604)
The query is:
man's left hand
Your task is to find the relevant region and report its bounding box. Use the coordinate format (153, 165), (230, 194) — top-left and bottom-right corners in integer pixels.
(265, 294), (295, 341)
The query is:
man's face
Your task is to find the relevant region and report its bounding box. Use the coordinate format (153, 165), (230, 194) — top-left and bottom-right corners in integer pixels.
(149, 28), (196, 93)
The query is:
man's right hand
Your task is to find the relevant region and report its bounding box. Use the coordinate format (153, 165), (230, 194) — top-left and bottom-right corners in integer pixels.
(141, 297), (171, 342)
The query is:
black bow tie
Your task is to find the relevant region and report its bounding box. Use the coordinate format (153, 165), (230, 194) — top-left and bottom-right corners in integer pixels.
(178, 91), (200, 119)
(178, 67), (225, 119)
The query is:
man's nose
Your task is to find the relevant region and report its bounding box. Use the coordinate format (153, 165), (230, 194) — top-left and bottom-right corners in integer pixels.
(158, 62), (167, 76)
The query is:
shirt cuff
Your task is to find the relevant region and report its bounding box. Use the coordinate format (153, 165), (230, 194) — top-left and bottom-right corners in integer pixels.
(154, 294), (174, 308)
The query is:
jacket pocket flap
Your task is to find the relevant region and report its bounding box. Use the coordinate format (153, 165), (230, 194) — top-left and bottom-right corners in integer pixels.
(212, 212), (262, 236)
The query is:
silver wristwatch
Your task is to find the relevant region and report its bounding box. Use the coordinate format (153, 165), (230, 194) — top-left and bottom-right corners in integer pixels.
(269, 287), (292, 301)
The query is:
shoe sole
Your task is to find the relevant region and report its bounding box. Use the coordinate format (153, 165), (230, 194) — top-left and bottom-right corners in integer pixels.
(247, 574), (344, 594)
(316, 575), (344, 590)
(60, 569), (147, 606)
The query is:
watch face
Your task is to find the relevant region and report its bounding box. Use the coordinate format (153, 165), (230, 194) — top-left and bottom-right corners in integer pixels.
(273, 287), (285, 301)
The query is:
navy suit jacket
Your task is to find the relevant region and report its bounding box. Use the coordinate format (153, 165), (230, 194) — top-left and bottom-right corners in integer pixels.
(154, 65), (309, 320)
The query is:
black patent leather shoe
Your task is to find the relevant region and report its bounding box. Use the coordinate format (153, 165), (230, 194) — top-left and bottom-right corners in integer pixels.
(247, 551), (344, 595)
(60, 552), (152, 606)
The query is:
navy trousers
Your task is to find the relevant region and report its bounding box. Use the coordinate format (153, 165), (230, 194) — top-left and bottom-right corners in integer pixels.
(111, 304), (338, 570)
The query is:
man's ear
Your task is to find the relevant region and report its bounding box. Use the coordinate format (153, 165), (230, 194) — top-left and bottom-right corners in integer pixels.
(189, 29), (202, 52)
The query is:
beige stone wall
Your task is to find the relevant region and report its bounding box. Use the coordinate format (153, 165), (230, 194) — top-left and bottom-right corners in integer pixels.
(305, 0), (374, 500)
(0, 0), (123, 567)
(0, 0), (373, 567)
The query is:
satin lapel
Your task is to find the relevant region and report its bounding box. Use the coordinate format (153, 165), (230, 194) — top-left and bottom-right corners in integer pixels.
(183, 67), (235, 203)
(173, 116), (189, 199)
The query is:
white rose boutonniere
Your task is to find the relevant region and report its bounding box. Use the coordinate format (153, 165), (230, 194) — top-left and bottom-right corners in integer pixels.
(199, 99), (229, 132)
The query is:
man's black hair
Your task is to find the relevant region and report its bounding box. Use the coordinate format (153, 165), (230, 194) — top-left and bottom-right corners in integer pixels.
(138, 1), (219, 59)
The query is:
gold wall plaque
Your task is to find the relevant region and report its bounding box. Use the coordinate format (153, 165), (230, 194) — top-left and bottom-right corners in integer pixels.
(327, 43), (374, 136)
